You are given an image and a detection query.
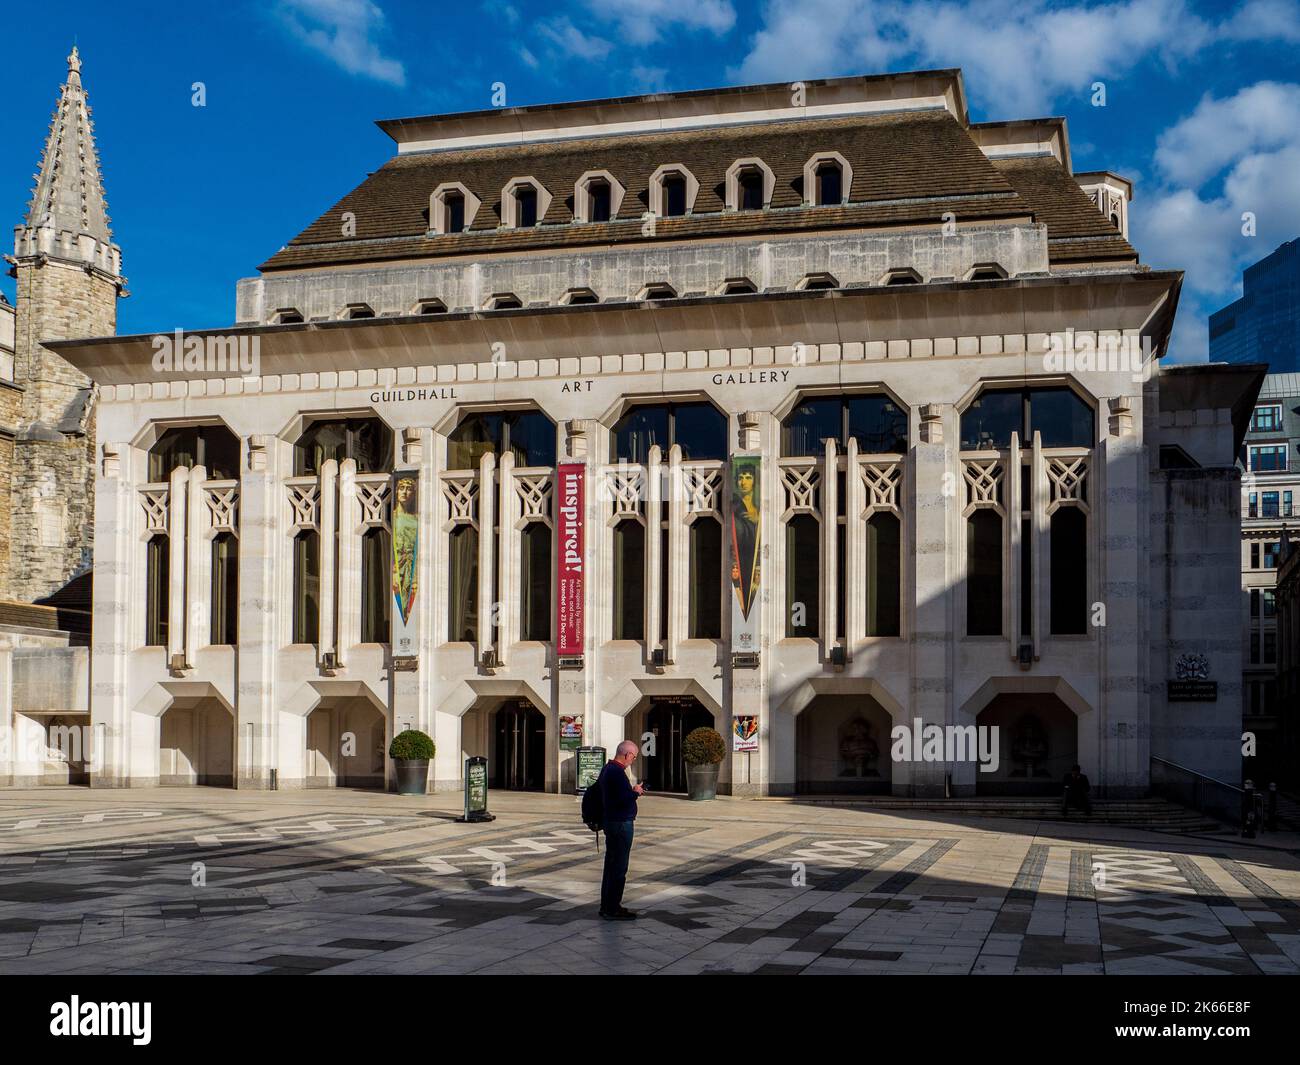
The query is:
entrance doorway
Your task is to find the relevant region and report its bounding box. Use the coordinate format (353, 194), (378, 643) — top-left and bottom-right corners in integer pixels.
(305, 696), (386, 788)
(642, 697), (712, 793)
(492, 699), (546, 791)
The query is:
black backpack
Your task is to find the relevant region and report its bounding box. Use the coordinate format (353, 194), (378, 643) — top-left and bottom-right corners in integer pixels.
(581, 766), (605, 832)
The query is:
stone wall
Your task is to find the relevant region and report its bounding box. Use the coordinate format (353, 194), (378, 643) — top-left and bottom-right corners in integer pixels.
(5, 259), (117, 601)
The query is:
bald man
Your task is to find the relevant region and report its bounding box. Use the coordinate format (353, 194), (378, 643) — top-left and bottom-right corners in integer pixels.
(597, 740), (645, 920)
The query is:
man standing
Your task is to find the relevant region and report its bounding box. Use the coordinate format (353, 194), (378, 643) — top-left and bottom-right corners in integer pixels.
(597, 740), (645, 920)
(1062, 764), (1092, 817)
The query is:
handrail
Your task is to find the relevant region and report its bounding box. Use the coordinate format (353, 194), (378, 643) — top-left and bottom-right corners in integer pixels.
(1150, 755), (1243, 795)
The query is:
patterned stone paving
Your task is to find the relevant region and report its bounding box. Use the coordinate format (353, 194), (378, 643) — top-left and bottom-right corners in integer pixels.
(0, 788), (1297, 975)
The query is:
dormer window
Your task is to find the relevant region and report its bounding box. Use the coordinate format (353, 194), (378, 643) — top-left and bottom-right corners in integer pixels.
(502, 178), (551, 229)
(639, 283), (677, 301)
(344, 303), (375, 319)
(803, 152), (852, 207)
(486, 293), (522, 310)
(882, 269), (922, 286)
(574, 170), (624, 224)
(563, 288), (599, 305)
(720, 278), (757, 295)
(273, 308), (304, 324)
(965, 263), (1007, 281)
(516, 187), (538, 227)
(414, 298), (447, 315)
(798, 273), (839, 291)
(650, 165), (698, 219)
(430, 182), (480, 235)
(725, 159), (774, 212)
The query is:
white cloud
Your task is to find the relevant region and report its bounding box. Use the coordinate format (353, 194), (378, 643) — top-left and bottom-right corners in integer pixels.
(538, 17), (615, 61)
(1153, 82), (1300, 186)
(584, 0), (737, 46)
(736, 0), (1292, 116)
(277, 0), (406, 87)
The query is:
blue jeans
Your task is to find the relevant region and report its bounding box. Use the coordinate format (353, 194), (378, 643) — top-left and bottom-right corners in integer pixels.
(600, 820), (635, 913)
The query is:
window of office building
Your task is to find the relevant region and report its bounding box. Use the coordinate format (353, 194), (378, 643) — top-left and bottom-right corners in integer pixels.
(1251, 405), (1282, 432)
(145, 535), (169, 646)
(1249, 444), (1287, 472)
(447, 410), (556, 469)
(613, 519), (645, 640)
(612, 401), (726, 464)
(785, 514), (820, 637)
(520, 522), (552, 642)
(211, 532), (238, 645)
(294, 417), (393, 476)
(447, 525), (479, 643)
(960, 387), (1093, 450)
(782, 394), (908, 457)
(149, 424), (240, 481)
(360, 527), (391, 643)
(292, 530), (320, 644)
(967, 509), (1003, 636)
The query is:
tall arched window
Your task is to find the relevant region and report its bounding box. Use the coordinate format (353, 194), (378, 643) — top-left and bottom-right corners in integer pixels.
(293, 529), (320, 644)
(815, 161), (843, 205)
(612, 401), (726, 464)
(448, 525), (479, 643)
(145, 535), (169, 646)
(782, 394), (908, 457)
(294, 417), (393, 475)
(360, 526), (391, 643)
(520, 522), (551, 641)
(211, 532), (238, 645)
(786, 514), (820, 637)
(866, 511), (901, 637)
(737, 166), (764, 211)
(662, 173), (687, 217)
(967, 509), (1002, 636)
(689, 518), (723, 639)
(613, 519), (645, 641)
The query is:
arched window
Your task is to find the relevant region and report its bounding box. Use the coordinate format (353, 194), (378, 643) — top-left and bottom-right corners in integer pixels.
(967, 510), (1002, 636)
(612, 519), (645, 640)
(447, 410), (556, 469)
(815, 161), (843, 206)
(588, 179), (612, 222)
(960, 387), (1093, 450)
(145, 535), (169, 646)
(444, 191), (466, 233)
(782, 394), (908, 457)
(293, 529), (320, 644)
(448, 525), (479, 643)
(294, 417), (393, 475)
(149, 425), (239, 481)
(1050, 507), (1087, 634)
(515, 186), (538, 227)
(786, 514), (820, 637)
(211, 532), (238, 645)
(360, 526), (391, 643)
(612, 401), (726, 464)
(737, 166), (765, 211)
(689, 518), (722, 639)
(662, 173), (687, 217)
(520, 522), (551, 641)
(866, 512), (901, 637)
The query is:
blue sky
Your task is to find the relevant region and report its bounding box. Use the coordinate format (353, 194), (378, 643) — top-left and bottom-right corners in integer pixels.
(2, 0), (1298, 360)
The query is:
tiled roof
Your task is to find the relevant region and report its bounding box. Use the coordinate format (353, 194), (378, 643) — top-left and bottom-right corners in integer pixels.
(990, 156), (1136, 263)
(260, 110), (1131, 272)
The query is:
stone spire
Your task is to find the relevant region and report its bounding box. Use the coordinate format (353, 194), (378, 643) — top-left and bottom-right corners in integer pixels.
(12, 46), (122, 280)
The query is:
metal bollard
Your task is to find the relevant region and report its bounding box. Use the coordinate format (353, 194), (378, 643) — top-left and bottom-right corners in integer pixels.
(1242, 779), (1257, 838)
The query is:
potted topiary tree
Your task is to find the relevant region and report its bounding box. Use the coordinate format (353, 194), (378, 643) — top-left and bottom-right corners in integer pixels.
(389, 729), (435, 795)
(682, 726), (726, 801)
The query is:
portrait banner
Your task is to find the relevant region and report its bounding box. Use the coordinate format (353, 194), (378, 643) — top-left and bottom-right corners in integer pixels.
(556, 463), (585, 657)
(391, 470), (420, 657)
(733, 714), (759, 752)
(729, 453), (762, 654)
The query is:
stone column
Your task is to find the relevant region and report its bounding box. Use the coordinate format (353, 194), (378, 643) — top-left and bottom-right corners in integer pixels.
(237, 435), (278, 789)
(90, 442), (134, 787)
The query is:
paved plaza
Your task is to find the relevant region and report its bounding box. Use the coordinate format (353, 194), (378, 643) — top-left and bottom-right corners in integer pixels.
(1, 788), (1298, 975)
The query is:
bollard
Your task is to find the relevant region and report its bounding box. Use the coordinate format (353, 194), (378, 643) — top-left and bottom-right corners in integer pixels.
(1242, 779), (1257, 839)
(1267, 782), (1278, 832)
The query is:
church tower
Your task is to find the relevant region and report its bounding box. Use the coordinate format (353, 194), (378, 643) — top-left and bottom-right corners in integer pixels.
(2, 47), (125, 603)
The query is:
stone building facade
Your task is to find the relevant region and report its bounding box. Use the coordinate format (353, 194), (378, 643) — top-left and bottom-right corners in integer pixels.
(19, 70), (1260, 797)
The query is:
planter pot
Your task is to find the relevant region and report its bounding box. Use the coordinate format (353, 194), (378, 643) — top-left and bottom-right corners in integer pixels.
(686, 763), (719, 801)
(395, 759), (429, 796)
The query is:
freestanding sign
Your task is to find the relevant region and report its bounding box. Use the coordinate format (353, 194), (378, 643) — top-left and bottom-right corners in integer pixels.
(556, 463), (585, 659)
(457, 755), (495, 823)
(729, 454), (762, 657)
(575, 746), (606, 795)
(390, 469), (420, 661)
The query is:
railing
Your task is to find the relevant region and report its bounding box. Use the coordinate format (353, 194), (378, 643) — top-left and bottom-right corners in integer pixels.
(1150, 756), (1242, 825)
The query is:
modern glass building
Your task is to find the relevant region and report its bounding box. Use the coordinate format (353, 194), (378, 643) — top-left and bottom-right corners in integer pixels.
(1210, 239), (1300, 372)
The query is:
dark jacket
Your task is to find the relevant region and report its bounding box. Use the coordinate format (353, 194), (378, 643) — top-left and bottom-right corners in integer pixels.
(1064, 772), (1090, 797)
(599, 761), (639, 823)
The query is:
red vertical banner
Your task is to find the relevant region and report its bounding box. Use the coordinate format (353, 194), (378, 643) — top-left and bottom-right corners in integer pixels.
(556, 463), (585, 657)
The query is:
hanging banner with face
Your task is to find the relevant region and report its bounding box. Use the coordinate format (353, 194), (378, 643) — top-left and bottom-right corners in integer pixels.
(729, 454), (762, 654)
(556, 463), (585, 657)
(391, 470), (420, 656)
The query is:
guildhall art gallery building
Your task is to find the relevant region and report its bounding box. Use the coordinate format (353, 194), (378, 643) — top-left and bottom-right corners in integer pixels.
(24, 70), (1261, 798)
